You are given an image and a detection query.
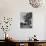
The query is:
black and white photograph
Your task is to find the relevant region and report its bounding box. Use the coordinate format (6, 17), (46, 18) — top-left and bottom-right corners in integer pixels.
(20, 12), (32, 28)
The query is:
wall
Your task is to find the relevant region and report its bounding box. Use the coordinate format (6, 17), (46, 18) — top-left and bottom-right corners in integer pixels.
(0, 0), (46, 40)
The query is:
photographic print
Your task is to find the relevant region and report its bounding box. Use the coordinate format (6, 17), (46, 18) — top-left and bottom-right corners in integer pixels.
(20, 12), (32, 28)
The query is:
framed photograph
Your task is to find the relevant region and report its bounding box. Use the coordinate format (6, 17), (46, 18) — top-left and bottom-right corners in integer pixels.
(20, 12), (32, 28)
